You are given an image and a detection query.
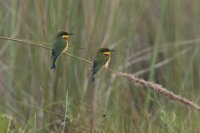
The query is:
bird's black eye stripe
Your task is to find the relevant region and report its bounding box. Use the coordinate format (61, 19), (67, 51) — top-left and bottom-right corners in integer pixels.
(98, 48), (111, 53)
(102, 49), (110, 52)
(57, 31), (70, 37)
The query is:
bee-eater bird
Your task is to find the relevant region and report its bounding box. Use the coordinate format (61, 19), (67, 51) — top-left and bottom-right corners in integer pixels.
(51, 31), (73, 69)
(90, 48), (115, 82)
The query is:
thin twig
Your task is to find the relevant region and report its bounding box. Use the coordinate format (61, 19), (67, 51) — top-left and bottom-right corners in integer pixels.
(0, 36), (200, 111)
(133, 47), (192, 76)
(128, 38), (200, 60)
(0, 36), (91, 64)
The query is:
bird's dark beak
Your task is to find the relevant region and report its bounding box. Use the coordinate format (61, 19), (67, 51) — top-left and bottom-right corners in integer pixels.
(110, 50), (115, 52)
(69, 33), (73, 35)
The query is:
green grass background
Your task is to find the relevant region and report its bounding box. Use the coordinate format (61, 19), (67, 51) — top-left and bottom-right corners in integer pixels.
(0, 0), (200, 132)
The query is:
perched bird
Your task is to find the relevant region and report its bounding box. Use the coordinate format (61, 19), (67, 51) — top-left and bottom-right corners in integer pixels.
(90, 48), (115, 82)
(51, 31), (73, 69)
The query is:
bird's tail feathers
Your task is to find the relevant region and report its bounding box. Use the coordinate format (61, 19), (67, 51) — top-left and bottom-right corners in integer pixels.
(51, 64), (56, 69)
(89, 73), (95, 82)
(51, 58), (56, 69)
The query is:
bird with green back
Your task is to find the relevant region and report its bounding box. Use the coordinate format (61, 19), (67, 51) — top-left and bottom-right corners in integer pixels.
(51, 31), (73, 69)
(90, 48), (115, 82)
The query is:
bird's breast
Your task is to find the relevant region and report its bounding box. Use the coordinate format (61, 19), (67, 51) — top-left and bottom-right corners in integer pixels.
(62, 41), (69, 53)
(104, 56), (110, 68)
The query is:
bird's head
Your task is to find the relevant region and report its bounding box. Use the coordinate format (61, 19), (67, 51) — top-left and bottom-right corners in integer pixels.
(98, 48), (115, 56)
(57, 31), (73, 41)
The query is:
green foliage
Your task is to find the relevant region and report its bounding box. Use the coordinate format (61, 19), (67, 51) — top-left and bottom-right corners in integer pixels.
(0, 114), (9, 133)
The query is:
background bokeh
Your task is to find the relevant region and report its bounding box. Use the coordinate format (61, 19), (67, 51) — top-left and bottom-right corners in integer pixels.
(0, 0), (200, 132)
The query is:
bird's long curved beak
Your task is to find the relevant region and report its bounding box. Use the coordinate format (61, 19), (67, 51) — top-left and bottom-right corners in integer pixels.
(69, 33), (73, 35)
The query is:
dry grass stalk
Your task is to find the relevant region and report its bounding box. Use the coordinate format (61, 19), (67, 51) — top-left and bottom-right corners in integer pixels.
(107, 69), (200, 111)
(0, 36), (200, 112)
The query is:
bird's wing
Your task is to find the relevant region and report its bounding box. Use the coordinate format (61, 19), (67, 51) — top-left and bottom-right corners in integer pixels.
(52, 39), (66, 58)
(92, 53), (108, 75)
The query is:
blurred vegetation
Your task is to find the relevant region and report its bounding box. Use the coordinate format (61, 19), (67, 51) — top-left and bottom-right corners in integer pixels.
(0, 113), (9, 133)
(0, 0), (200, 132)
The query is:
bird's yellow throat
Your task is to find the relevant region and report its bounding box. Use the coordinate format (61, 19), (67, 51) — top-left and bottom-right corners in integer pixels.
(62, 35), (69, 40)
(103, 51), (111, 55)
